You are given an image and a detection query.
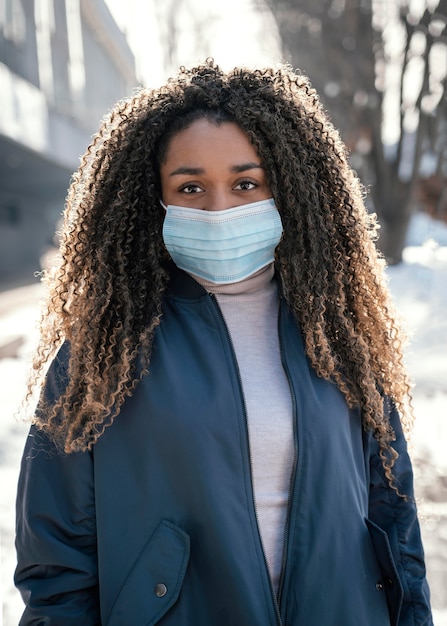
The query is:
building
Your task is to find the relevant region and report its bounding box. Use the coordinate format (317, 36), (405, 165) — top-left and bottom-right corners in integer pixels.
(0, 0), (138, 285)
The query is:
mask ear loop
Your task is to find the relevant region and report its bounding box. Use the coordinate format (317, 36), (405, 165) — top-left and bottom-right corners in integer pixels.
(159, 199), (168, 210)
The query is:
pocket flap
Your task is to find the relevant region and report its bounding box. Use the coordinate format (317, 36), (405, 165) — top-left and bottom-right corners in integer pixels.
(107, 519), (190, 626)
(365, 518), (403, 626)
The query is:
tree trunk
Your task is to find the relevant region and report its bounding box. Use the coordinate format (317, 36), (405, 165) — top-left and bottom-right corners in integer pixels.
(376, 208), (413, 265)
(373, 175), (413, 265)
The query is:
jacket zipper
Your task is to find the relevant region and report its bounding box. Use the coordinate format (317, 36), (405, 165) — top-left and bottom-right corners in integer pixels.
(276, 297), (299, 610)
(209, 293), (283, 626)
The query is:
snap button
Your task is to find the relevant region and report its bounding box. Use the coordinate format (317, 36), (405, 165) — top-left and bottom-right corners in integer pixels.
(154, 583), (168, 598)
(376, 581), (384, 591)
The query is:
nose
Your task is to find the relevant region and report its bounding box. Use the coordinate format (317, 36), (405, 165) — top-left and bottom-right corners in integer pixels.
(207, 190), (237, 212)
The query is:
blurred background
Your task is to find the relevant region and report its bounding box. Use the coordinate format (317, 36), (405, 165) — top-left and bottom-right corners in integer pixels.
(0, 0), (446, 624)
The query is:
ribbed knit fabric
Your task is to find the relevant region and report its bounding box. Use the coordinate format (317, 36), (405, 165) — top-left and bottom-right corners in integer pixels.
(191, 264), (294, 593)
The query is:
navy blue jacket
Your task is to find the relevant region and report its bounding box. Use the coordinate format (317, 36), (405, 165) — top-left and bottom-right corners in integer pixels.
(15, 266), (432, 625)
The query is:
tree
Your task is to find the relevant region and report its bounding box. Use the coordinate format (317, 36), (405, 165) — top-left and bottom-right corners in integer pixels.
(153, 0), (213, 73)
(267, 0), (447, 264)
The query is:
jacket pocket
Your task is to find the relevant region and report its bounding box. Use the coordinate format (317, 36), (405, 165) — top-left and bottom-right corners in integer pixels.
(107, 519), (190, 626)
(365, 518), (403, 626)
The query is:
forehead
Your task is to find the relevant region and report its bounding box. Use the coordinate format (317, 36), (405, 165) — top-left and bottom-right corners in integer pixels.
(162, 119), (261, 167)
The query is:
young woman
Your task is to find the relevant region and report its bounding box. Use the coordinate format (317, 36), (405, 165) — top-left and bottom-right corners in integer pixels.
(15, 60), (432, 625)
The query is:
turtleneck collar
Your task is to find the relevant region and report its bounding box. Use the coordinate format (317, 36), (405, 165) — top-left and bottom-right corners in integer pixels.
(186, 263), (275, 296)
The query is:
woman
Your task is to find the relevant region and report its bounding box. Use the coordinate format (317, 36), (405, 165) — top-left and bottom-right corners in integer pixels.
(15, 60), (432, 625)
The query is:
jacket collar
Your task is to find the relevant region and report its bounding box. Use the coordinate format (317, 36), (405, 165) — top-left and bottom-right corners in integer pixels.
(164, 262), (208, 299)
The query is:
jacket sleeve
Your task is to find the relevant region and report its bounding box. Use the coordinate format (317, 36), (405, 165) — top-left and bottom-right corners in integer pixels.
(368, 399), (433, 626)
(15, 344), (101, 625)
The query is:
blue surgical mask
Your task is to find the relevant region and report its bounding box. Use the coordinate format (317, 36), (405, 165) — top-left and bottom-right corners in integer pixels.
(162, 198), (283, 284)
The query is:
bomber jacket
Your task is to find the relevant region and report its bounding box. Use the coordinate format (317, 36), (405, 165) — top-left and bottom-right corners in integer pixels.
(15, 265), (432, 626)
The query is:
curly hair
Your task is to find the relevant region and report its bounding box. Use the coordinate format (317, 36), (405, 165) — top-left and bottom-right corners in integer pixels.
(29, 59), (412, 487)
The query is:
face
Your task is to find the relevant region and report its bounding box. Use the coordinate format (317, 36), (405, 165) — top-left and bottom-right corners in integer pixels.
(160, 119), (271, 211)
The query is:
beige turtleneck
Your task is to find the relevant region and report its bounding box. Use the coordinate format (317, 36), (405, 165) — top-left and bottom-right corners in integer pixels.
(192, 264), (295, 593)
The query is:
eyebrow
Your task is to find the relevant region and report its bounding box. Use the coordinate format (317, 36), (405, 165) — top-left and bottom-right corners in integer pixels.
(169, 162), (264, 177)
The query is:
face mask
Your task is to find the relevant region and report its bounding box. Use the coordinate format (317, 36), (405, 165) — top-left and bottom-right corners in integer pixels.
(162, 198), (283, 284)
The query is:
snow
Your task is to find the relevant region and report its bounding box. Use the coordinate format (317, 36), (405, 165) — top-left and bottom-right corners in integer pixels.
(386, 213), (447, 623)
(0, 212), (446, 624)
(387, 216), (447, 473)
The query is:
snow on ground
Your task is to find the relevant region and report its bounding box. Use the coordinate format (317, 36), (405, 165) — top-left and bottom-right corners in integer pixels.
(0, 286), (42, 626)
(386, 213), (447, 624)
(0, 212), (446, 624)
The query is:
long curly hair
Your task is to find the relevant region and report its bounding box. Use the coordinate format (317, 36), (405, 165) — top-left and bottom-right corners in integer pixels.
(29, 60), (411, 485)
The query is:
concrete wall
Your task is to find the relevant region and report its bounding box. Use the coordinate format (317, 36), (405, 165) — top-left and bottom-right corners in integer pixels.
(0, 0), (138, 286)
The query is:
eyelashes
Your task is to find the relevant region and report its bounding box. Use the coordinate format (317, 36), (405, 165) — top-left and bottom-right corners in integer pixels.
(179, 183), (204, 194)
(178, 179), (259, 194)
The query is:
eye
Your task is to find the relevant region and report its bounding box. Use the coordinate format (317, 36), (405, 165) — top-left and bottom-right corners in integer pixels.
(180, 183), (204, 194)
(234, 180), (257, 191)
